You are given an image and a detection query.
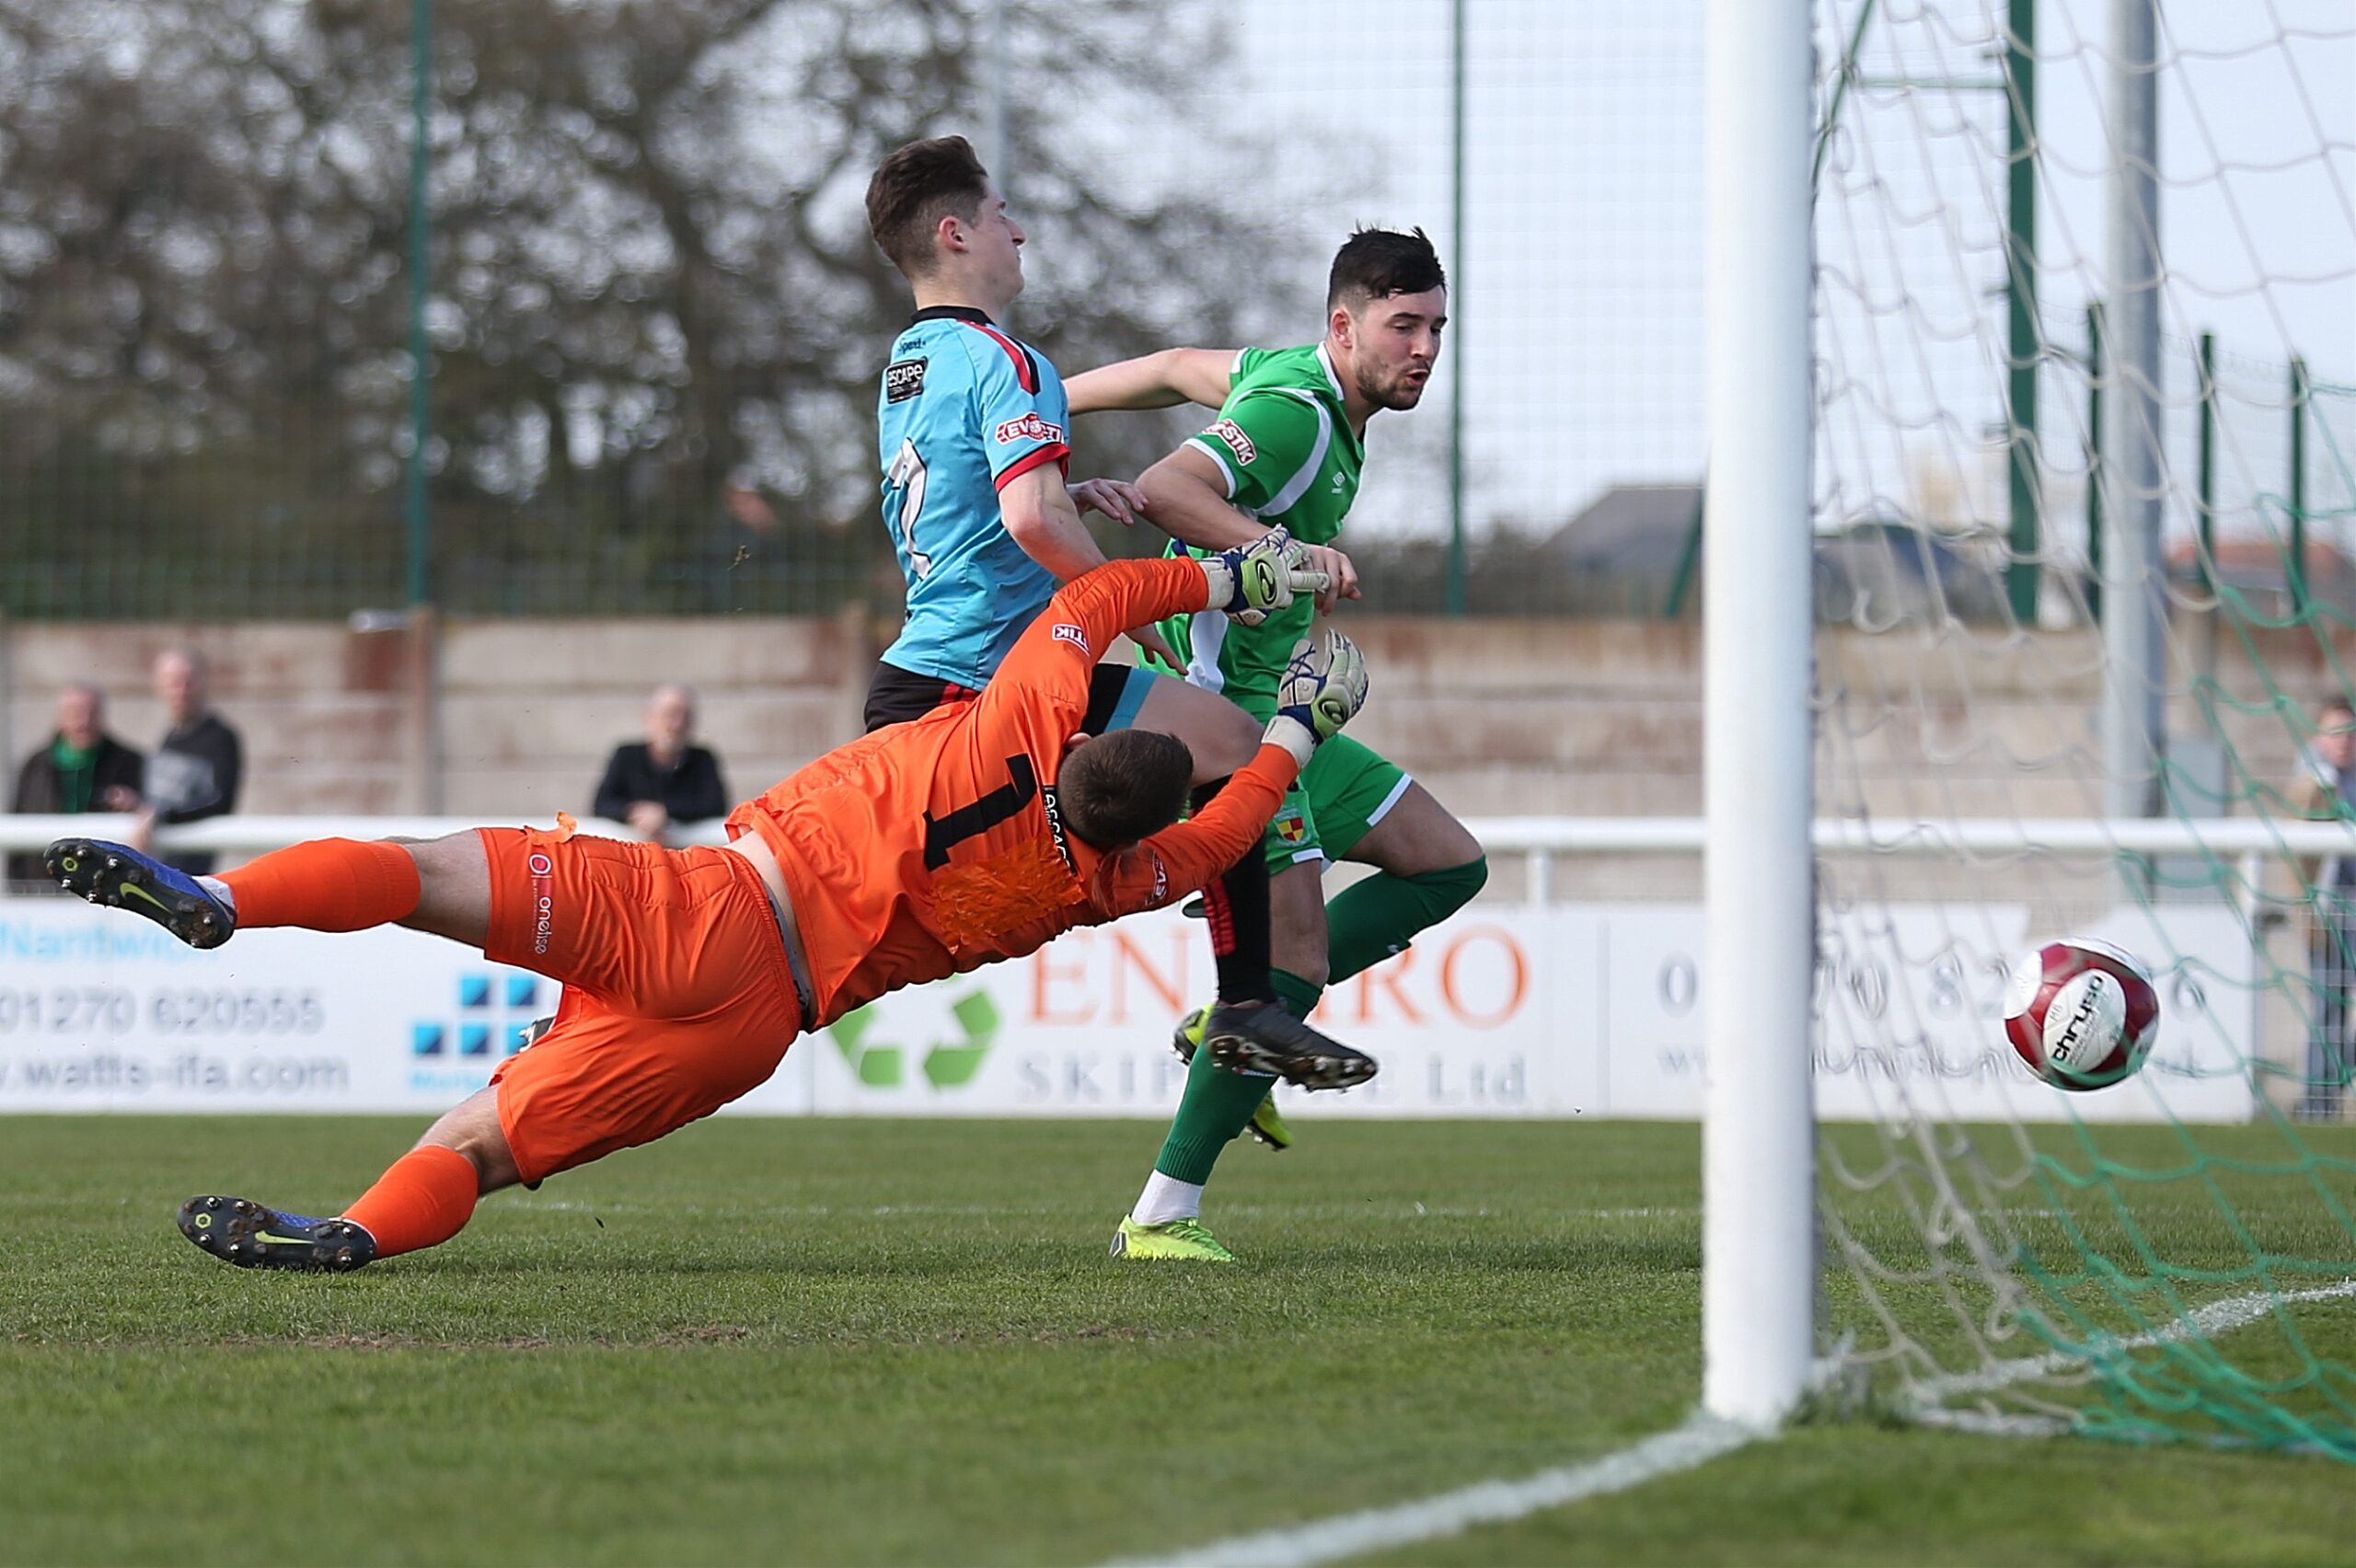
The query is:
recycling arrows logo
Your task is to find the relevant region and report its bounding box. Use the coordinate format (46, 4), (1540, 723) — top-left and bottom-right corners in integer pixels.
(826, 987), (999, 1090)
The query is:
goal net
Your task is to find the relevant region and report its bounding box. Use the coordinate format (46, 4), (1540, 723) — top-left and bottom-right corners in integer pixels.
(1807, 0), (2356, 1453)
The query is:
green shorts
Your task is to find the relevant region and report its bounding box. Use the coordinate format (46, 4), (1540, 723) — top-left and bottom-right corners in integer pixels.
(1262, 732), (1414, 876)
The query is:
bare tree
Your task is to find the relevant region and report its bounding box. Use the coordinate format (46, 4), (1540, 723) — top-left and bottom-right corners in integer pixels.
(0, 0), (1311, 614)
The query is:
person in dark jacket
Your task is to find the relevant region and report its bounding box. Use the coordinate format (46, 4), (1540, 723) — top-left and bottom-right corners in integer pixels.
(592, 684), (729, 841)
(135, 647), (244, 875)
(11, 685), (144, 883)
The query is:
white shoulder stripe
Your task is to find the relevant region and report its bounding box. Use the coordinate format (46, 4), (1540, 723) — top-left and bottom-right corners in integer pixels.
(1185, 434), (1240, 499)
(1260, 392), (1334, 517)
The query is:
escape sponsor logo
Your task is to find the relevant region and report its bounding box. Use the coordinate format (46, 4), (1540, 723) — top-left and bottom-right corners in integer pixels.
(992, 412), (1065, 446)
(884, 357), (928, 403)
(1208, 419), (1256, 465)
(1050, 622), (1090, 652)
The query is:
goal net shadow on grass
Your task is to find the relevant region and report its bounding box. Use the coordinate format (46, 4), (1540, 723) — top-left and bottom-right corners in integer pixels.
(1805, 0), (2356, 1458)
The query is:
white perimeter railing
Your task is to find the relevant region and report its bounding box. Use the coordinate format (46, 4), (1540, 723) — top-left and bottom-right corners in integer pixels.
(1, 813), (2350, 909)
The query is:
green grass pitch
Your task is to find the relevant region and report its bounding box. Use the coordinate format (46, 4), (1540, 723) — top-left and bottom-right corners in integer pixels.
(3, 1115), (2352, 1564)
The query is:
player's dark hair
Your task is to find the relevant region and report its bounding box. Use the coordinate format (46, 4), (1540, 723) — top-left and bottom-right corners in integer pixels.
(1326, 225), (1448, 312)
(2322, 695), (2356, 724)
(1057, 731), (1195, 849)
(866, 135), (991, 279)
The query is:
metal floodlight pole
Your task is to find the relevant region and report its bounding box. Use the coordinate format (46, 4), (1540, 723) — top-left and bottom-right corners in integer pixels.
(404, 0), (443, 813)
(1702, 0), (1816, 1428)
(2196, 333), (2218, 594)
(405, 0), (433, 608)
(2195, 331), (2220, 685)
(1447, 0), (1469, 617)
(2290, 355), (2311, 611)
(2002, 0), (2041, 625)
(985, 0), (1010, 187)
(2100, 0), (2164, 822)
(984, 0), (1011, 327)
(2085, 300), (2105, 624)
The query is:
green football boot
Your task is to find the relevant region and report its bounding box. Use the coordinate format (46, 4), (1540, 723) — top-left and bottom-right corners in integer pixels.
(1172, 1004), (1295, 1151)
(1108, 1215), (1237, 1262)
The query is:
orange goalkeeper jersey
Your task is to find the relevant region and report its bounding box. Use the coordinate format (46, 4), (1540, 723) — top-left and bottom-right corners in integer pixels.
(726, 558), (1295, 1028)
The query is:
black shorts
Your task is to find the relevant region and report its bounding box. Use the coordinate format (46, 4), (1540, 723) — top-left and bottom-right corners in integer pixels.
(862, 659), (1154, 736)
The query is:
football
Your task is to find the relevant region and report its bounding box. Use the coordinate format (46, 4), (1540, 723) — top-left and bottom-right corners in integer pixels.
(2003, 938), (2162, 1091)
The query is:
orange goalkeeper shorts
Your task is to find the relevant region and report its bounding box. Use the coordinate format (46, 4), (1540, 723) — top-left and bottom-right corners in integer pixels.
(477, 824), (805, 1185)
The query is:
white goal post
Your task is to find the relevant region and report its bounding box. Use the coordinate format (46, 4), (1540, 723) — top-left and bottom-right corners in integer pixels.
(1704, 0), (1818, 1428)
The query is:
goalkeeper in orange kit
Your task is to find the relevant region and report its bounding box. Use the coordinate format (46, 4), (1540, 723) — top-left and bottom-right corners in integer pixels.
(46, 536), (1373, 1274)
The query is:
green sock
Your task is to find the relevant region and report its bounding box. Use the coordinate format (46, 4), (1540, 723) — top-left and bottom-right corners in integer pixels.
(1324, 856), (1488, 983)
(1151, 969), (1323, 1183)
(1269, 968), (1323, 1020)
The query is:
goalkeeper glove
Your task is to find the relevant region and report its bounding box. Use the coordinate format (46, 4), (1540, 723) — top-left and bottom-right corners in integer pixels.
(1199, 527), (1330, 628)
(1264, 627), (1369, 767)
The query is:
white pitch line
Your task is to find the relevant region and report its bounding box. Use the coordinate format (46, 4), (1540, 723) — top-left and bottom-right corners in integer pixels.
(1910, 1277), (2356, 1412)
(1117, 1279), (2356, 1567)
(1110, 1414), (1759, 1568)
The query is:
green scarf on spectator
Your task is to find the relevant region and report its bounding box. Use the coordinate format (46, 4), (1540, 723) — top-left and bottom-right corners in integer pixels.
(50, 735), (97, 814)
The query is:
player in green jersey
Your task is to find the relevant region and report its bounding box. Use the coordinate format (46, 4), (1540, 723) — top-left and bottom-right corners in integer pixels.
(1067, 228), (1489, 1262)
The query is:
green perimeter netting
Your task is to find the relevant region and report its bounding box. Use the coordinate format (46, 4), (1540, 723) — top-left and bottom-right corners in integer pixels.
(1808, 0), (2356, 1456)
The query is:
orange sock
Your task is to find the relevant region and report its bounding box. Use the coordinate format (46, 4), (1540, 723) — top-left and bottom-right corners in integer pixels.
(218, 838), (422, 931)
(341, 1146), (479, 1259)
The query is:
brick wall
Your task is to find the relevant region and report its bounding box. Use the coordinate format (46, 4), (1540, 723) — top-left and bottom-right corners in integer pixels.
(6, 612), (2349, 830)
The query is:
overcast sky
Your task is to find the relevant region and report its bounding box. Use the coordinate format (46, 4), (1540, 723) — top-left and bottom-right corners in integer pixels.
(1161, 0), (2355, 545)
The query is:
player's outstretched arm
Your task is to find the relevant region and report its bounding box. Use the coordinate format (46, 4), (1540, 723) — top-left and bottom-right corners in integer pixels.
(1002, 465), (1181, 664)
(980, 539), (1329, 736)
(999, 462), (1114, 582)
(981, 557), (1227, 742)
(1065, 348), (1239, 414)
(1136, 444), (1277, 552)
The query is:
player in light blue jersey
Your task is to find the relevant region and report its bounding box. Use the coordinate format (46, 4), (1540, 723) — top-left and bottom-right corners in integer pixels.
(874, 303), (1080, 693)
(860, 135), (1369, 1101)
(862, 136), (1180, 734)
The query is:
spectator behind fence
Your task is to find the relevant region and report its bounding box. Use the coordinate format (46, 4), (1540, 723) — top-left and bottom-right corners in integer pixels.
(592, 684), (729, 842)
(2292, 695), (2356, 1120)
(134, 647), (244, 875)
(10, 685), (144, 884)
